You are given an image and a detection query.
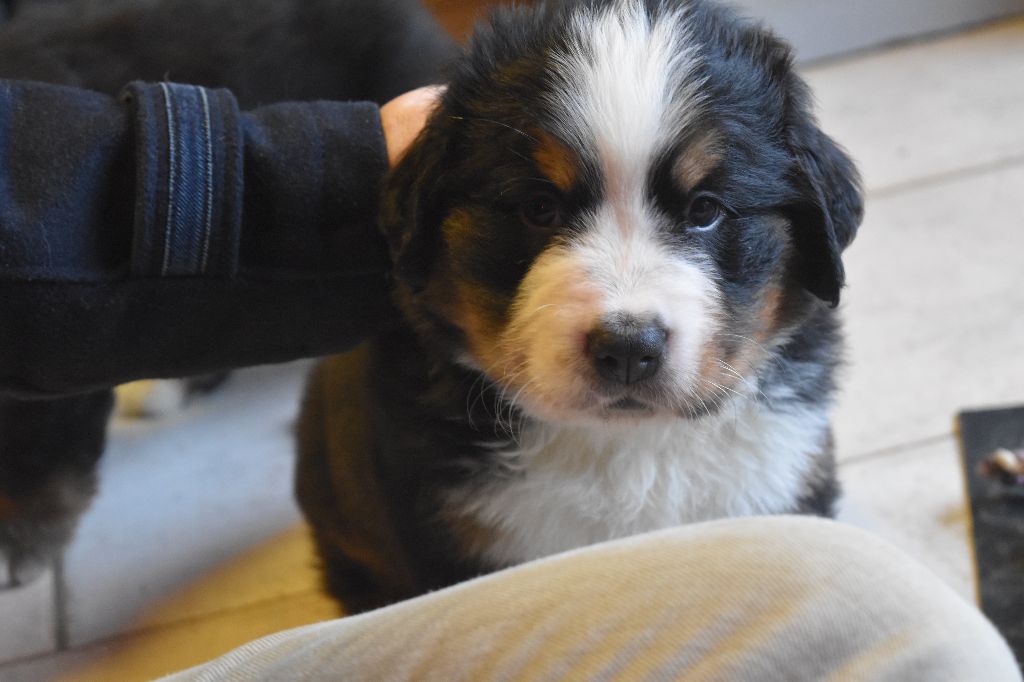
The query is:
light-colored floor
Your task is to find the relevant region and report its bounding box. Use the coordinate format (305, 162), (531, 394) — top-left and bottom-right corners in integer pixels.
(2, 16), (1024, 682)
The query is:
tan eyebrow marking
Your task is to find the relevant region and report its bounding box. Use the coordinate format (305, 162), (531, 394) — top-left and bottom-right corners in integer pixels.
(674, 131), (723, 192)
(532, 131), (580, 193)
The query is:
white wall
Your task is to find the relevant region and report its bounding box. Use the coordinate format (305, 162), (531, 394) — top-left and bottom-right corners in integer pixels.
(729, 0), (1024, 61)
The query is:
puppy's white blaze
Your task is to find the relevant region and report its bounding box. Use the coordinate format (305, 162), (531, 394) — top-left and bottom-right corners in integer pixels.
(450, 399), (829, 566)
(549, 2), (705, 206)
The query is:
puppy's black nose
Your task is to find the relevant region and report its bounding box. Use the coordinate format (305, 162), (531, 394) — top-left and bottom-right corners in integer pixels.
(587, 320), (667, 385)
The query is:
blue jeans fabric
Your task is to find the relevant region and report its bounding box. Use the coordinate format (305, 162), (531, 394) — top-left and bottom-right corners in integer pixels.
(132, 82), (235, 279)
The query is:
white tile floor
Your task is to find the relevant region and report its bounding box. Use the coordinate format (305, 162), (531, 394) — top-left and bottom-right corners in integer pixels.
(61, 363), (320, 648)
(2, 16), (1024, 682)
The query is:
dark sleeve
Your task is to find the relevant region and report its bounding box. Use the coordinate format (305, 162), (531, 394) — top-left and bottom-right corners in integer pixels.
(0, 79), (397, 398)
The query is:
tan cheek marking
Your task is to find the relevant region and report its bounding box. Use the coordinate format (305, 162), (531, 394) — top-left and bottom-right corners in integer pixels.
(754, 284), (786, 343)
(426, 210), (514, 374)
(674, 131), (723, 192)
(453, 282), (509, 369)
(697, 341), (729, 393)
(440, 208), (477, 251)
(697, 338), (758, 399)
(532, 131), (579, 193)
(697, 284), (786, 396)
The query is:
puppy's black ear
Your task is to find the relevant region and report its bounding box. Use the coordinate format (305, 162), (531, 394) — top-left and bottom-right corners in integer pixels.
(379, 115), (453, 293)
(784, 85), (863, 307)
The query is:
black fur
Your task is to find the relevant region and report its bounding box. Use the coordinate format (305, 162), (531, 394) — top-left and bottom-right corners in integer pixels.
(298, 0), (863, 613)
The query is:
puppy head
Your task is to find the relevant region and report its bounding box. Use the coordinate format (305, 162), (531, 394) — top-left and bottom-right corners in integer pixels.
(381, 0), (862, 424)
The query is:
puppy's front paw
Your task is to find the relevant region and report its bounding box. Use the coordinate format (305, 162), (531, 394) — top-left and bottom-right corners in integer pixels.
(0, 390), (112, 589)
(0, 471), (96, 590)
(0, 540), (49, 589)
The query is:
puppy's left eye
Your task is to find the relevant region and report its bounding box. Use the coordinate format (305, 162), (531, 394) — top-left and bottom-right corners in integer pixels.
(520, 191), (565, 228)
(686, 195), (725, 230)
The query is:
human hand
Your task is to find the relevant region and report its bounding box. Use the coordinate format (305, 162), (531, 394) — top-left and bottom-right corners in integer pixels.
(380, 85), (445, 167)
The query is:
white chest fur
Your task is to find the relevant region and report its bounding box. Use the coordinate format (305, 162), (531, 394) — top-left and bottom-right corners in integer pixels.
(449, 398), (829, 566)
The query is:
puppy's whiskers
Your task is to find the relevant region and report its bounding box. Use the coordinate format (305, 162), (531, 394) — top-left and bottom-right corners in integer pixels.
(700, 379), (742, 430)
(714, 359), (770, 404)
(504, 378), (538, 443)
(493, 379), (532, 443)
(488, 359), (531, 442)
(721, 333), (777, 361)
(449, 115), (538, 143)
(707, 379), (745, 400)
(465, 372), (488, 428)
(524, 303), (561, 320)
(687, 390), (712, 419)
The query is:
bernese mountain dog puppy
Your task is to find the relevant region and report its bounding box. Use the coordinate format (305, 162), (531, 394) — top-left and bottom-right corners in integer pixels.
(295, 0), (864, 613)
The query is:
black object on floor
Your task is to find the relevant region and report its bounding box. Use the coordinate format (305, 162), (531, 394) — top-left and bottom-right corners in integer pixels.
(958, 405), (1024, 665)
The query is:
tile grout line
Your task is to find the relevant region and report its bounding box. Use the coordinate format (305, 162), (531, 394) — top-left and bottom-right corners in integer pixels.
(839, 433), (953, 466)
(53, 555), (69, 651)
(800, 14), (1024, 72)
(865, 151), (1024, 200)
(16, 586), (337, 667)
(0, 586), (337, 673)
(112, 588), (336, 643)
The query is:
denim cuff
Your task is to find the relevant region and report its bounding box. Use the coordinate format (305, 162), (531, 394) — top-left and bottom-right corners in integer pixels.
(123, 81), (242, 278)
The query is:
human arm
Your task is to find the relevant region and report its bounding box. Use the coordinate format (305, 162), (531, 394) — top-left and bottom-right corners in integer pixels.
(0, 80), (438, 397)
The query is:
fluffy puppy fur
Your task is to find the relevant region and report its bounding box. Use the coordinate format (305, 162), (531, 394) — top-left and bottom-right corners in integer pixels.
(0, 0), (454, 588)
(296, 0), (863, 613)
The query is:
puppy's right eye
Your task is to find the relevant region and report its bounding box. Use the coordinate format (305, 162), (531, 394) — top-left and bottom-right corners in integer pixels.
(519, 191), (565, 228)
(686, 194), (725, 231)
